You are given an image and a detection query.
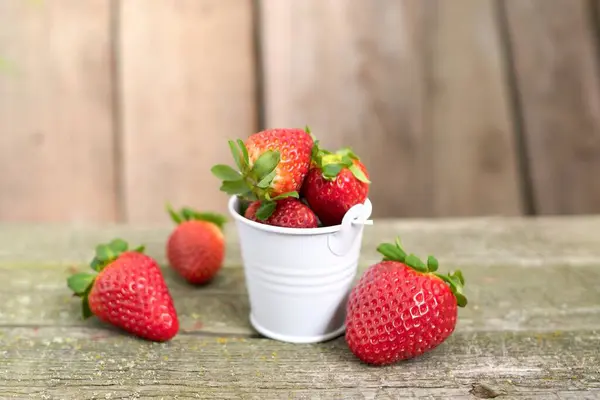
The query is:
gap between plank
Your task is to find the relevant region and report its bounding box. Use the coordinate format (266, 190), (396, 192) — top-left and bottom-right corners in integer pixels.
(252, 0), (266, 132)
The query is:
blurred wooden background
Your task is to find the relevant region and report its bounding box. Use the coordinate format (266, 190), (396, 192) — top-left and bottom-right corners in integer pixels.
(1, 0), (600, 224)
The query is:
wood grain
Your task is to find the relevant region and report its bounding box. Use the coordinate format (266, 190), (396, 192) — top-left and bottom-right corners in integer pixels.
(1, 218), (600, 398)
(1, 328), (598, 399)
(259, 0), (433, 218)
(4, 216), (600, 268)
(259, 0), (523, 218)
(427, 0), (523, 216)
(1, 262), (600, 336)
(504, 0), (600, 215)
(0, 0), (116, 223)
(1, 217), (600, 334)
(119, 0), (257, 223)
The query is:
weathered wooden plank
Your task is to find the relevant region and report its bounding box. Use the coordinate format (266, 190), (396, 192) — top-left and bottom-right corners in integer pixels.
(0, 0), (117, 223)
(119, 0), (257, 223)
(259, 0), (432, 218)
(503, 0), (600, 215)
(259, 0), (522, 218)
(427, 0), (523, 216)
(2, 261), (599, 336)
(1, 328), (598, 399)
(2, 216), (600, 267)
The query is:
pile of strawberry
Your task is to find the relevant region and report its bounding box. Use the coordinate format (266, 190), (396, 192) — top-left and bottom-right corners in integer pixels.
(66, 126), (467, 367)
(210, 127), (371, 228)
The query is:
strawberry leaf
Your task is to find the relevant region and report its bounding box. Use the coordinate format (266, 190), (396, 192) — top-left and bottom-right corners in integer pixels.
(336, 147), (359, 160)
(237, 139), (249, 165)
(211, 164), (242, 181)
(67, 273), (96, 296)
(376, 243), (406, 262)
(322, 163), (345, 180)
(311, 140), (321, 162)
(405, 254), (427, 272)
(133, 245), (145, 253)
(240, 191), (258, 201)
(166, 202), (183, 224)
(450, 270), (465, 285)
(435, 272), (468, 307)
(95, 244), (113, 262)
(220, 179), (251, 195)
(228, 140), (243, 170)
(181, 208), (228, 230)
(454, 292), (467, 308)
(251, 150), (280, 180)
(340, 155), (354, 167)
(271, 191), (299, 200)
(427, 255), (439, 272)
(90, 257), (102, 272)
(168, 203), (228, 230)
(348, 163), (371, 183)
(377, 236), (468, 308)
(109, 238), (128, 253)
(257, 169), (277, 189)
(255, 200), (277, 220)
(82, 296), (93, 319)
(181, 208), (195, 220)
(89, 239), (142, 271)
(67, 272), (96, 319)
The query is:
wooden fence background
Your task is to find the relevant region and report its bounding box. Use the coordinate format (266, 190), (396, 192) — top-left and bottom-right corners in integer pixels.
(1, 0), (600, 224)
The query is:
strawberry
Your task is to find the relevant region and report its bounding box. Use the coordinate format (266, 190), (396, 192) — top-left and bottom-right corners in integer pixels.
(345, 238), (467, 365)
(165, 204), (227, 285)
(244, 197), (318, 228)
(67, 239), (179, 342)
(301, 144), (370, 226)
(211, 127), (314, 220)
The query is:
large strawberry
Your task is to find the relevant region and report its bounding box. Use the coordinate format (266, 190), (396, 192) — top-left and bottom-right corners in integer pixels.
(165, 204), (227, 285)
(244, 197), (318, 228)
(67, 239), (179, 342)
(345, 238), (467, 365)
(301, 144), (370, 226)
(211, 127), (313, 220)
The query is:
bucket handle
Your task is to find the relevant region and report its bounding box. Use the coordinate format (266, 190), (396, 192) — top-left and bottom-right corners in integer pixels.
(328, 199), (373, 257)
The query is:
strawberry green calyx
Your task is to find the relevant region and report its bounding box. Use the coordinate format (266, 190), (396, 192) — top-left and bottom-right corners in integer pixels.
(310, 142), (370, 184)
(166, 203), (227, 230)
(211, 139), (299, 220)
(376, 237), (467, 308)
(67, 238), (146, 319)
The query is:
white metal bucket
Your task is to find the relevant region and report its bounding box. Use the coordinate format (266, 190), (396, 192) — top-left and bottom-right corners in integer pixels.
(227, 195), (373, 343)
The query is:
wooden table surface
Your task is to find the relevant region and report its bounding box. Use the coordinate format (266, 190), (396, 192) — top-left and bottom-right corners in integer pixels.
(1, 216), (599, 399)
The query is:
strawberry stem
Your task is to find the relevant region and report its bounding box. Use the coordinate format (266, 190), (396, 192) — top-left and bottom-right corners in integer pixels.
(376, 237), (467, 307)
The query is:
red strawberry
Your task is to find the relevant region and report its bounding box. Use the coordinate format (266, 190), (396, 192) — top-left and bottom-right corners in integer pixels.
(345, 238), (467, 365)
(165, 204), (227, 285)
(301, 145), (370, 226)
(211, 127), (314, 220)
(67, 239), (179, 342)
(245, 128), (314, 196)
(244, 198), (318, 228)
